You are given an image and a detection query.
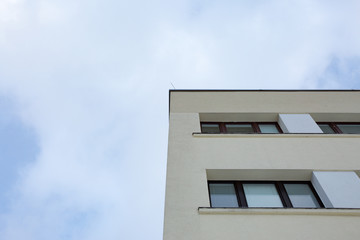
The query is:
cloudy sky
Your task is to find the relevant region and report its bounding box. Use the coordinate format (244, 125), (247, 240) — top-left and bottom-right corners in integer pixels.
(0, 0), (360, 239)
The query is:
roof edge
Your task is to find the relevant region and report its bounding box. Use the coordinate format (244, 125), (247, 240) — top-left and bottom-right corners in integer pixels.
(169, 89), (360, 92)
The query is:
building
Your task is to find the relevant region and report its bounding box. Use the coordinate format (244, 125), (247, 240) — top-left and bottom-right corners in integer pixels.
(163, 90), (360, 240)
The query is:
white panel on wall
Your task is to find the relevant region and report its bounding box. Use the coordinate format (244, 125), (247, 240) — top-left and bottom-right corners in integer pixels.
(312, 171), (360, 208)
(278, 114), (323, 133)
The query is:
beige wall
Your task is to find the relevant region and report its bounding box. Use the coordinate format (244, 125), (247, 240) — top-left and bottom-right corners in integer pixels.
(170, 91), (360, 114)
(164, 91), (360, 240)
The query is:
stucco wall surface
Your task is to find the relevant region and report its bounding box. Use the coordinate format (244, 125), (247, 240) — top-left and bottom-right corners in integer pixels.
(170, 91), (360, 114)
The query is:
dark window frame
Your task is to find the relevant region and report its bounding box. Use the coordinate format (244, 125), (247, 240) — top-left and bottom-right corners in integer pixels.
(317, 122), (360, 134)
(208, 181), (324, 208)
(201, 122), (283, 134)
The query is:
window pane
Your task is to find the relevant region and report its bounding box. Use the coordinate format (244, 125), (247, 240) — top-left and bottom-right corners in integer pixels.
(284, 184), (320, 208)
(337, 124), (360, 134)
(318, 124), (335, 134)
(201, 124), (220, 133)
(225, 124), (254, 133)
(258, 124), (280, 133)
(243, 183), (283, 207)
(209, 183), (238, 207)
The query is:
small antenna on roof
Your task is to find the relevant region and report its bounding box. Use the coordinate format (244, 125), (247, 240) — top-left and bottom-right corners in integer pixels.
(171, 82), (176, 89)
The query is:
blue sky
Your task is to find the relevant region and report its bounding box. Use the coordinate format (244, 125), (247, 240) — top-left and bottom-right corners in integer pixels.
(0, 0), (360, 239)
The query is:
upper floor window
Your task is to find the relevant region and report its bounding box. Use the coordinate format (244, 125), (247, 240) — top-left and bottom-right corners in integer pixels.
(318, 123), (360, 134)
(208, 181), (324, 208)
(201, 122), (282, 134)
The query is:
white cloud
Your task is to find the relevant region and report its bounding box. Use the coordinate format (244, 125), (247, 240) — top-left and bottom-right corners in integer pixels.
(0, 0), (24, 23)
(36, 0), (78, 25)
(0, 0), (360, 239)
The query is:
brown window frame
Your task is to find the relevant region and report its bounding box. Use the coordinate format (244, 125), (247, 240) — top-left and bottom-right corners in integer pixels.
(317, 122), (360, 134)
(201, 122), (283, 134)
(208, 181), (324, 208)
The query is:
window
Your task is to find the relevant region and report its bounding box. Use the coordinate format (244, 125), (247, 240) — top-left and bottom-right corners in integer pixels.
(318, 123), (360, 134)
(201, 122), (282, 134)
(208, 181), (324, 208)
(201, 124), (221, 133)
(208, 183), (238, 207)
(243, 183), (283, 207)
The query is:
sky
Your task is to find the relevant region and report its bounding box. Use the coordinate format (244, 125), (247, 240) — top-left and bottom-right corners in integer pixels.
(0, 0), (360, 239)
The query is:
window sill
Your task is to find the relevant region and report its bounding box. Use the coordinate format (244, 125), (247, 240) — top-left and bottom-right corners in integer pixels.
(198, 207), (360, 216)
(193, 133), (360, 138)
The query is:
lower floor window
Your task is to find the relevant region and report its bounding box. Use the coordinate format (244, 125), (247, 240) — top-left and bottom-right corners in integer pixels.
(208, 181), (324, 208)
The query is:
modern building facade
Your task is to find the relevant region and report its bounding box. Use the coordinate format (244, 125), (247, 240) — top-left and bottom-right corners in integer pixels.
(164, 90), (360, 240)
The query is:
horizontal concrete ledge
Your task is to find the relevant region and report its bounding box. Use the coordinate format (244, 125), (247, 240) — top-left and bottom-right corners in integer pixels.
(198, 207), (360, 216)
(193, 133), (360, 138)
